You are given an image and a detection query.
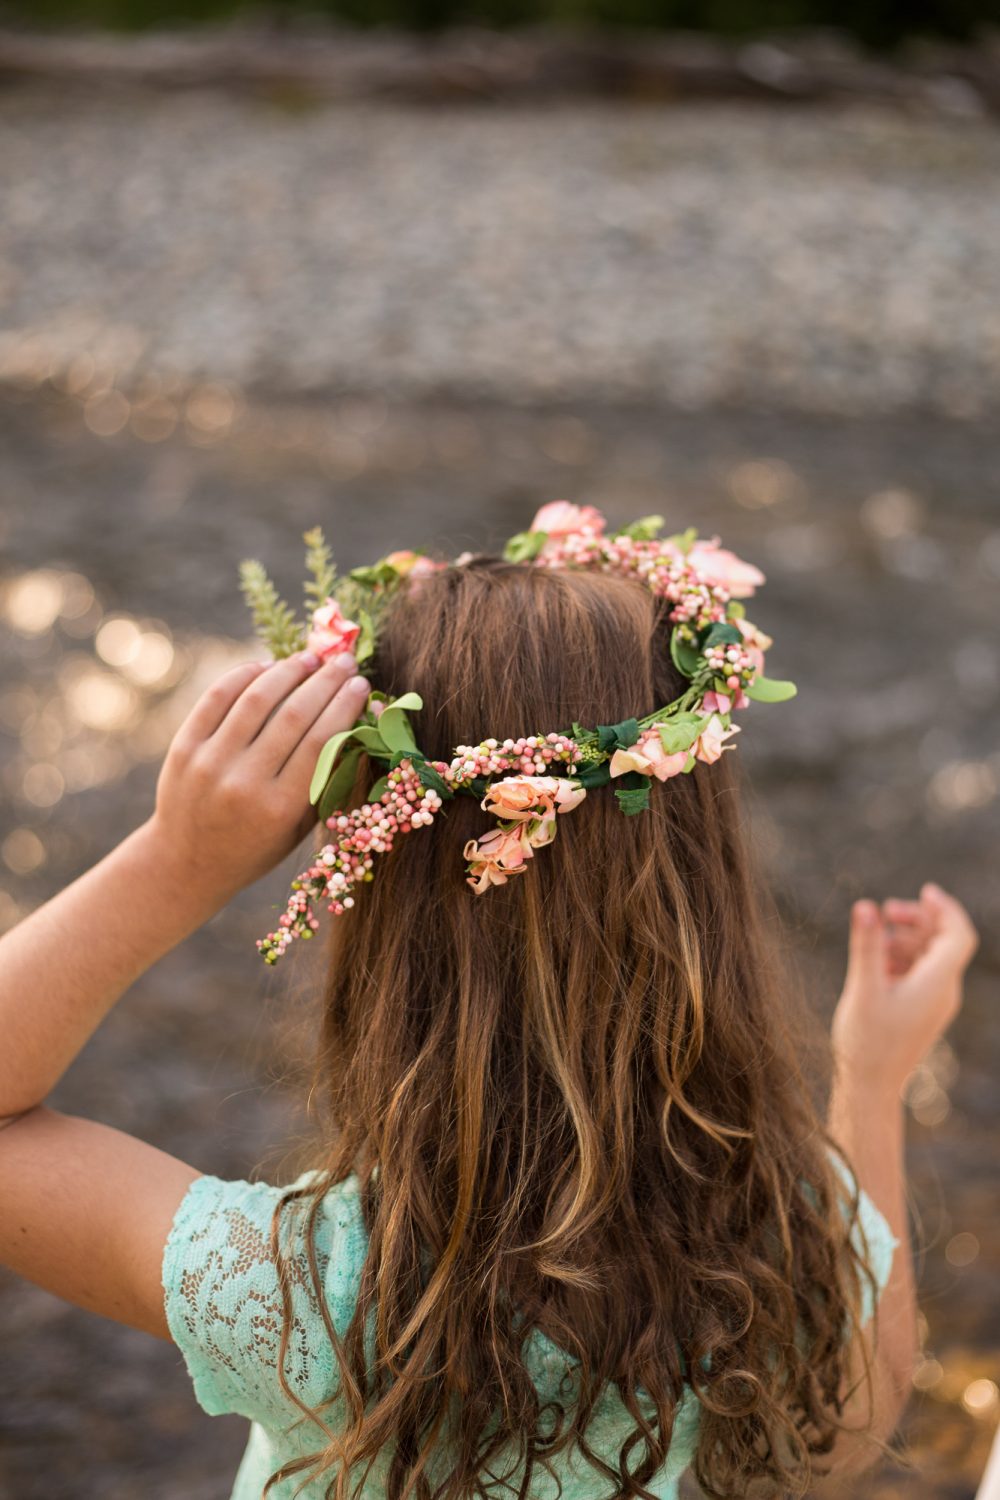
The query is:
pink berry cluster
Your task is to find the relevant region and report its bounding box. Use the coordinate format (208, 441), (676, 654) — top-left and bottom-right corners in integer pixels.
(703, 639), (758, 691)
(443, 732), (583, 785)
(256, 734), (588, 962)
(535, 533), (729, 632)
(256, 759), (443, 964)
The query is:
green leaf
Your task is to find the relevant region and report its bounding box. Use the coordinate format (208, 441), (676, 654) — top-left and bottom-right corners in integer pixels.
(667, 526), (698, 556)
(354, 609), (376, 665)
(702, 621), (743, 649)
(597, 718), (640, 753)
(348, 561), (399, 589)
(726, 600), (746, 619)
(309, 728), (356, 804)
(572, 760), (609, 789)
(615, 783), (651, 815)
(657, 714), (703, 754)
(377, 707), (418, 754)
(681, 752), (697, 774)
(576, 761), (612, 789)
(615, 514), (665, 542)
(352, 724), (391, 752)
(745, 676), (798, 703)
(415, 759), (452, 798)
(503, 530), (548, 563)
(386, 691), (424, 713)
(318, 744), (364, 822)
(670, 628), (703, 679)
(367, 774), (390, 802)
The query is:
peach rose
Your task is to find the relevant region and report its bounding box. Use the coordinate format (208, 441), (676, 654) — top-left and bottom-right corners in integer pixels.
(688, 539), (765, 599)
(693, 714), (740, 764)
(609, 727), (688, 782)
(464, 826), (533, 895)
(524, 789), (586, 847)
(306, 598), (361, 661)
(481, 775), (587, 824)
(530, 501), (606, 538)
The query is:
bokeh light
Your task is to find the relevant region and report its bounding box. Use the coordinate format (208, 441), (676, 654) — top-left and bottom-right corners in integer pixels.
(63, 667), (139, 733)
(2, 828), (47, 876)
(3, 570), (64, 634)
(962, 1379), (999, 1418)
(945, 1233), (980, 1268)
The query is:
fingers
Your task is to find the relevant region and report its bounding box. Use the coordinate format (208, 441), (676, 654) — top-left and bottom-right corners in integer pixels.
(170, 660), (269, 759)
(918, 883), (980, 967)
(847, 886), (978, 994)
(277, 670), (372, 791)
(881, 898), (928, 926)
(209, 651), (330, 752)
(247, 650), (361, 772)
(842, 899), (885, 996)
(881, 897), (933, 975)
(884, 930), (928, 977)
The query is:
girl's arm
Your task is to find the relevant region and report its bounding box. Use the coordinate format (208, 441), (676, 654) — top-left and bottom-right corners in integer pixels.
(816, 888), (978, 1484)
(0, 648), (368, 1336)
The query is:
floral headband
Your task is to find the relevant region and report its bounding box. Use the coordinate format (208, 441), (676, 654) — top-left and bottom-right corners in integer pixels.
(240, 505), (795, 963)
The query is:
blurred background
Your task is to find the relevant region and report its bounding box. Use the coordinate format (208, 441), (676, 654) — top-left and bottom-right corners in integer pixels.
(0, 0), (998, 1496)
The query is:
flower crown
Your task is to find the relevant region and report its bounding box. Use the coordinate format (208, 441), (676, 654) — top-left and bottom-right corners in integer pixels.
(240, 505), (795, 963)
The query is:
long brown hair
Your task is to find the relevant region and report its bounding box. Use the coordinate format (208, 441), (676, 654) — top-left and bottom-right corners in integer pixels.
(266, 556), (879, 1499)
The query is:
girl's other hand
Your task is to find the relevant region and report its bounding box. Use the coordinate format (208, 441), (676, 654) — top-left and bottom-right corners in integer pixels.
(831, 884), (979, 1097)
(143, 651), (370, 905)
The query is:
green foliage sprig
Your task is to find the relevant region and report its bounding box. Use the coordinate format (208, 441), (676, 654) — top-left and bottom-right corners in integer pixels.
(238, 558), (306, 659)
(240, 527), (421, 667)
(302, 526), (338, 617)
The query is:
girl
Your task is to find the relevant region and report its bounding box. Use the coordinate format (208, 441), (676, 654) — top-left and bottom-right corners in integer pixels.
(0, 540), (978, 1499)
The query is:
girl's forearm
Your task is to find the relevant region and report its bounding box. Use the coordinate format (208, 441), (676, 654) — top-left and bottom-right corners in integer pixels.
(0, 819), (227, 1120)
(0, 652), (369, 1123)
(827, 1069), (917, 1416)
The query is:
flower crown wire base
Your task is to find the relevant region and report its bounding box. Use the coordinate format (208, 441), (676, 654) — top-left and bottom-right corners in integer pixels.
(244, 504), (797, 964)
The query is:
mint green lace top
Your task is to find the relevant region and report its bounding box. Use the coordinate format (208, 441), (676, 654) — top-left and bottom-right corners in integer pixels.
(161, 1160), (898, 1500)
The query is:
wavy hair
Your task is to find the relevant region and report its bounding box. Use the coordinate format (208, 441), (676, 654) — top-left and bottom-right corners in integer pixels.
(264, 556), (880, 1499)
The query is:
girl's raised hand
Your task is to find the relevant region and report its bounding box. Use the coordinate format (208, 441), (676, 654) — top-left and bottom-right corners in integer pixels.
(145, 650), (370, 906)
(831, 884), (979, 1097)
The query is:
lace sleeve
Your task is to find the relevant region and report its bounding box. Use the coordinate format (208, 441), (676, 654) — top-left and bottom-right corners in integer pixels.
(161, 1172), (368, 1426)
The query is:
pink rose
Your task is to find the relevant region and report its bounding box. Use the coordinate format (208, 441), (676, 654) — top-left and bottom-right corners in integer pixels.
(609, 727), (688, 782)
(306, 598), (361, 661)
(530, 501), (606, 539)
(464, 826), (533, 895)
(693, 713), (740, 764)
(687, 539), (765, 599)
(385, 549), (444, 579)
(734, 615), (772, 676)
(481, 774), (586, 824)
(702, 688), (749, 715)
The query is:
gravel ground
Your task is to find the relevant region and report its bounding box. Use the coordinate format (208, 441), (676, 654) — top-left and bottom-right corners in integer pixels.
(1, 72), (999, 1500)
(1, 86), (1000, 417)
(0, 383), (999, 1498)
